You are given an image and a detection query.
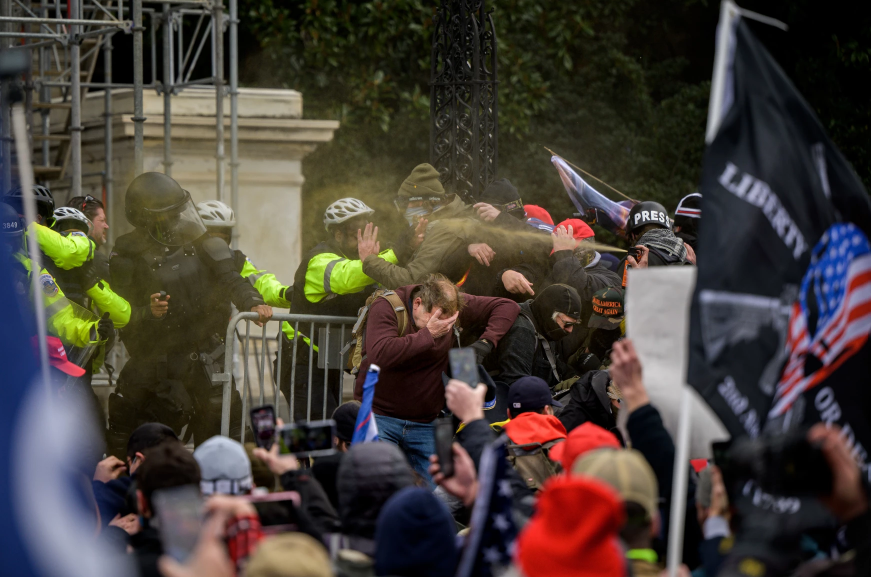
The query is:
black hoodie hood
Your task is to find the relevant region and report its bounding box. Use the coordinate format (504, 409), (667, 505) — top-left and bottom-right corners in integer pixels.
(530, 283), (582, 340)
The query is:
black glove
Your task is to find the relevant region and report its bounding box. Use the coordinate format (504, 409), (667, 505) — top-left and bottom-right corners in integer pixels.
(97, 312), (115, 347)
(80, 260), (101, 291)
(468, 339), (494, 364)
(569, 350), (601, 375)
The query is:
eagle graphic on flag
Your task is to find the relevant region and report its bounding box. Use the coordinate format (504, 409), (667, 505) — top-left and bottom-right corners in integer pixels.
(769, 223), (871, 418)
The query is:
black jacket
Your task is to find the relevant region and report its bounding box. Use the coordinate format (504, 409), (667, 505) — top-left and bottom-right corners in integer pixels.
(461, 213), (552, 300)
(492, 302), (574, 388)
(279, 469), (341, 539)
(130, 522), (163, 577)
(626, 403), (702, 568)
(335, 442), (415, 544)
(311, 452), (345, 512)
(557, 370), (618, 435)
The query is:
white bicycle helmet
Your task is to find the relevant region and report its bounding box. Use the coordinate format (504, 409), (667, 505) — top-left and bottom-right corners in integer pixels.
(324, 198), (375, 232)
(52, 206), (92, 234)
(197, 200), (236, 228)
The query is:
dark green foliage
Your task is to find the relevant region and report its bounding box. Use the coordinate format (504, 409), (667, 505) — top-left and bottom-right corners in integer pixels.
(239, 0), (871, 249)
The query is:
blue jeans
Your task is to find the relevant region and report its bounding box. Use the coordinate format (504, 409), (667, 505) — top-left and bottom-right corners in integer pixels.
(374, 414), (436, 489)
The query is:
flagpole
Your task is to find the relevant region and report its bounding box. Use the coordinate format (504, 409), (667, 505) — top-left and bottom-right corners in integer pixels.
(668, 2), (739, 575)
(11, 99), (52, 396)
(705, 0), (739, 144)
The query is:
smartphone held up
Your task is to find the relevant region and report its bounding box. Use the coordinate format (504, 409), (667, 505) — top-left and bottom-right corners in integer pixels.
(449, 348), (478, 388)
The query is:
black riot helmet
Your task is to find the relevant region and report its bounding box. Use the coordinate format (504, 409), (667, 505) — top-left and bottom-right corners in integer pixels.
(1, 201), (26, 254)
(627, 201), (671, 237)
(125, 172), (187, 228)
(4, 184), (55, 223)
(530, 283), (583, 341)
(125, 172), (207, 245)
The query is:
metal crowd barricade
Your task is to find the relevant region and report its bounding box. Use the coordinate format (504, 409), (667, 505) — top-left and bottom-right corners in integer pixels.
(219, 312), (358, 439)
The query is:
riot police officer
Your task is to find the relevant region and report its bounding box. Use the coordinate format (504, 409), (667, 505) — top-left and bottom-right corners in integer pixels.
(107, 173), (272, 456)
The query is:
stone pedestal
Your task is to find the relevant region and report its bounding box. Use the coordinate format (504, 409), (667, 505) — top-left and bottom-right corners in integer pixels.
(49, 87), (338, 285)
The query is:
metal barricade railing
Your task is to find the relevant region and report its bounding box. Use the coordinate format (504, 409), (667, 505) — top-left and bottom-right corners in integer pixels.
(219, 312), (358, 439)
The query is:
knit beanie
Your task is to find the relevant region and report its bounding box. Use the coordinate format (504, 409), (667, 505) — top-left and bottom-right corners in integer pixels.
(374, 487), (459, 577)
(397, 163), (446, 200)
(480, 178), (521, 206)
(515, 475), (626, 577)
(332, 401), (361, 444)
(549, 422), (620, 470)
(524, 205), (553, 226)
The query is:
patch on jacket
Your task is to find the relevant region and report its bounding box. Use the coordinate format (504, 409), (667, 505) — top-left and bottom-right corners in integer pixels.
(69, 231), (87, 237)
(40, 273), (59, 297)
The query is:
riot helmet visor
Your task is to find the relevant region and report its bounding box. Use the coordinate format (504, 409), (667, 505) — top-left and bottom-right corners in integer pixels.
(143, 191), (207, 246)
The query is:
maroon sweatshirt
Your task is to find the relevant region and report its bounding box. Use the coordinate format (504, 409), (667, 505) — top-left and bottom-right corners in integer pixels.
(354, 284), (519, 423)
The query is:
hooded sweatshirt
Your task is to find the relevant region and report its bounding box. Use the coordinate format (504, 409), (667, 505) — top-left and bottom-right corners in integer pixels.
(334, 442), (415, 556)
(503, 412), (567, 446)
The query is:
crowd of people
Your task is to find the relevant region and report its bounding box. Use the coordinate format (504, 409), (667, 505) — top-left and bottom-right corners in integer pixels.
(3, 161), (870, 577)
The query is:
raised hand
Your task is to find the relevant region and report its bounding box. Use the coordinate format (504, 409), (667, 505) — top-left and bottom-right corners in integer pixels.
(357, 222), (381, 261)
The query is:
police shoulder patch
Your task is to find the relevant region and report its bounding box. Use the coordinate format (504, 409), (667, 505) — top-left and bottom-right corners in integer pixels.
(40, 273), (59, 297)
(69, 231), (87, 237)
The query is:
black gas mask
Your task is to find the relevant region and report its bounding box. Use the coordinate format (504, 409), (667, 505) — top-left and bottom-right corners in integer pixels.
(530, 284), (582, 340)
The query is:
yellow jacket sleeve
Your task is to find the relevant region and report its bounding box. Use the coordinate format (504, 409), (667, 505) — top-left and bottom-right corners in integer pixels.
(86, 280), (132, 328)
(30, 223), (95, 270)
(304, 248), (397, 303)
(41, 277), (101, 349)
(241, 259), (292, 308)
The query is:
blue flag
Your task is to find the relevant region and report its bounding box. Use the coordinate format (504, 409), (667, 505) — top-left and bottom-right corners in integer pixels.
(455, 436), (518, 577)
(352, 364), (380, 445)
(0, 250), (133, 576)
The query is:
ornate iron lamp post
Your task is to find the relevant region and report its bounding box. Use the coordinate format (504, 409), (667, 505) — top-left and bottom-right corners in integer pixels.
(429, 0), (498, 203)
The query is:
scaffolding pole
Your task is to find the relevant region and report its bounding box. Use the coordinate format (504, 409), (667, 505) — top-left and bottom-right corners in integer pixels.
(1, 0), (11, 194)
(103, 30), (113, 245)
(132, 0), (144, 176)
(69, 0), (82, 196)
(162, 2), (171, 176)
(213, 0), (224, 202)
(229, 0), (238, 247)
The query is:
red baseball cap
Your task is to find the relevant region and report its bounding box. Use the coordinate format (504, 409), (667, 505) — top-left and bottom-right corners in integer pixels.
(515, 475), (626, 577)
(550, 422), (620, 470)
(33, 336), (86, 377)
(555, 218), (595, 240)
(523, 204), (554, 226)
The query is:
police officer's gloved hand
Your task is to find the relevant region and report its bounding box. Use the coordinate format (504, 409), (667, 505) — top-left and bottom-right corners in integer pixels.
(97, 312), (115, 348)
(467, 339), (493, 364)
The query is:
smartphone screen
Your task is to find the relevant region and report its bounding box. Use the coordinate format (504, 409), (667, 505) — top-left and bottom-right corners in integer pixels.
(244, 491), (301, 535)
(152, 485), (202, 563)
(449, 348), (478, 388)
(277, 420), (336, 458)
(250, 405), (276, 450)
(435, 418), (455, 478)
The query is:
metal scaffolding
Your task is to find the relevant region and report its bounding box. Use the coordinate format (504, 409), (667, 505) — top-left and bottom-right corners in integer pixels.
(0, 0), (240, 248)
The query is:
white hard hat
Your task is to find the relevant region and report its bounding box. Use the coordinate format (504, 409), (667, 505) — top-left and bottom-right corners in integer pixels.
(197, 200), (236, 228)
(324, 198), (375, 232)
(52, 206), (92, 234)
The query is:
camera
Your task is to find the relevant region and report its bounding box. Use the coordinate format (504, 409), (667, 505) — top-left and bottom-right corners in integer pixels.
(713, 428), (832, 497)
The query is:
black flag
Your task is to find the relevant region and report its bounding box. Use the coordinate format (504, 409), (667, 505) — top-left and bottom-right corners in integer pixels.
(688, 13), (871, 471)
